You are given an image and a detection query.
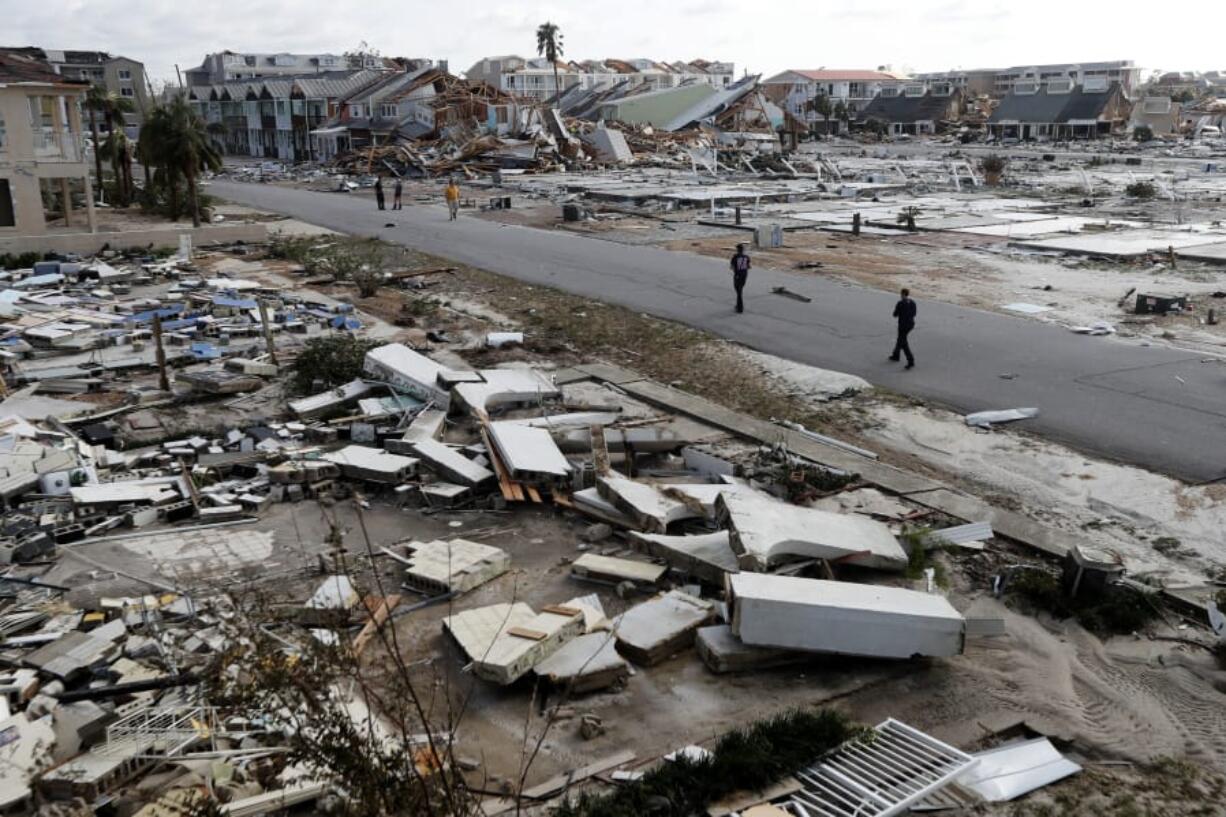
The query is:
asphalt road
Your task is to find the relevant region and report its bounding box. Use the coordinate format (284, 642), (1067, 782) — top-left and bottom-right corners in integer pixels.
(212, 180), (1226, 483)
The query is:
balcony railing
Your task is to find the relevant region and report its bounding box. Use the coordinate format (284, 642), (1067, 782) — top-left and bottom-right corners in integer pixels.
(33, 129), (84, 162)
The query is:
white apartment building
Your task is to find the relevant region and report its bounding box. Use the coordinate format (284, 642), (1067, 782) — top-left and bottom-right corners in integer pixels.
(465, 55), (734, 101)
(184, 51), (385, 87)
(919, 61), (1141, 98)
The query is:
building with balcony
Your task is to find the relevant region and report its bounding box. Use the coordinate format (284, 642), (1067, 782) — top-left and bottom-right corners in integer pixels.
(856, 84), (965, 136)
(987, 78), (1133, 140)
(919, 61), (1141, 100)
(188, 69), (389, 161)
(0, 47), (149, 136)
(465, 56), (734, 102)
(183, 51), (398, 87)
(0, 50), (96, 239)
(760, 69), (906, 134)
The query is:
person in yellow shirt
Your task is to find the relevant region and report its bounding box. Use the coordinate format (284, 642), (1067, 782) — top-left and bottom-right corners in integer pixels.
(445, 179), (460, 221)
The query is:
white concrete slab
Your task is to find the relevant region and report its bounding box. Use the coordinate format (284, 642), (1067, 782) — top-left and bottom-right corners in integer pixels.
(716, 491), (907, 571)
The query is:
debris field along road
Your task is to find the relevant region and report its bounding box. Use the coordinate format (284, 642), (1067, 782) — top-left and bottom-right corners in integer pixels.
(212, 180), (1226, 484)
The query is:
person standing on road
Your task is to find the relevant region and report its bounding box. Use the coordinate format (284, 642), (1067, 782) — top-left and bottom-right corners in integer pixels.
(374, 176), (385, 211)
(392, 178), (403, 210)
(889, 287), (916, 369)
(730, 243), (751, 313)
(445, 179), (461, 221)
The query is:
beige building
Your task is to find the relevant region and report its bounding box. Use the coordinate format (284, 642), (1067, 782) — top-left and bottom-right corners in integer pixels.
(0, 51), (96, 238)
(0, 47), (150, 136)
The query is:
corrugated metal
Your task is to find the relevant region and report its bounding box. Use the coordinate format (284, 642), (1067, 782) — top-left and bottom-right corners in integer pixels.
(929, 521), (993, 546)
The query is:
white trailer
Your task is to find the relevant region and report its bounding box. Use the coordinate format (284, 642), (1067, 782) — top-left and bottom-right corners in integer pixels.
(727, 573), (965, 659)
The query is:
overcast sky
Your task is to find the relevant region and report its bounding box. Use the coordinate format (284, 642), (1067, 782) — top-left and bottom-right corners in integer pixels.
(4, 0), (1223, 87)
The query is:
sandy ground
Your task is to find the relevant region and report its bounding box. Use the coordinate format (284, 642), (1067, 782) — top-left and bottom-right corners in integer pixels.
(181, 200), (1226, 807)
(742, 348), (1226, 584)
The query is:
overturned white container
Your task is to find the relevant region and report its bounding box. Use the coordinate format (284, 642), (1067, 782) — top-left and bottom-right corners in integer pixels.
(727, 573), (965, 659)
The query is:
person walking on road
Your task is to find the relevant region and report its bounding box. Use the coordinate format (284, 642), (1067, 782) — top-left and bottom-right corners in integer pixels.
(445, 179), (460, 221)
(889, 287), (916, 369)
(730, 243), (751, 313)
(374, 176), (385, 211)
(392, 178), (403, 210)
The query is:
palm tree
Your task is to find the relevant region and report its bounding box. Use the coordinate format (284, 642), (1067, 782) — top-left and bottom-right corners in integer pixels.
(206, 121), (228, 153)
(140, 96), (222, 227)
(84, 85), (108, 197)
(535, 22), (565, 102)
(99, 129), (133, 206)
(807, 95), (833, 137)
(833, 100), (849, 134)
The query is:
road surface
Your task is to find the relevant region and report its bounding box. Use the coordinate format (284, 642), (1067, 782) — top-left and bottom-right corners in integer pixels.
(212, 180), (1226, 483)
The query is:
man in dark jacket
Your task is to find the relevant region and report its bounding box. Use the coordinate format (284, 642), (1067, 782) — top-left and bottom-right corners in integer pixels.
(730, 244), (751, 313)
(374, 177), (385, 211)
(890, 287), (916, 369)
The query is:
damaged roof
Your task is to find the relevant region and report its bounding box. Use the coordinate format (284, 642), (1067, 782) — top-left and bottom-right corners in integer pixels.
(0, 50), (86, 87)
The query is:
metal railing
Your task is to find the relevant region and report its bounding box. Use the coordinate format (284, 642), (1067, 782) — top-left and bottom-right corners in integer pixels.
(32, 129), (84, 162)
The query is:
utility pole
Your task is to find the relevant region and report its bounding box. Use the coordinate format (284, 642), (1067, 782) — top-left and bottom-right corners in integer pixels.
(152, 314), (169, 391)
(257, 299), (278, 365)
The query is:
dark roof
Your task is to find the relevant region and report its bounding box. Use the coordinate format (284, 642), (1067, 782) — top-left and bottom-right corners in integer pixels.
(0, 50), (82, 86)
(60, 50), (112, 65)
(857, 90), (961, 123)
(989, 82), (1125, 124)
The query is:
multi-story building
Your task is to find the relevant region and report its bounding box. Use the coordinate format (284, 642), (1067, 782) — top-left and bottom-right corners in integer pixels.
(188, 69), (388, 161)
(465, 56), (734, 101)
(0, 50), (96, 240)
(987, 78), (1133, 140)
(183, 51), (391, 87)
(760, 69), (905, 133)
(0, 47), (149, 135)
(911, 69), (997, 98)
(1144, 70), (1226, 100)
(920, 61), (1141, 99)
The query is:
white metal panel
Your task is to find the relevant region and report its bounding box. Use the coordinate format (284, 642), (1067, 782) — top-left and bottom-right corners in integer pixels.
(958, 738), (1080, 802)
(790, 719), (977, 817)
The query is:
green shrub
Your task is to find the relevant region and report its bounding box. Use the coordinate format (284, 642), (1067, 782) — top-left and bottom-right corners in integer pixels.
(0, 252), (42, 270)
(291, 334), (379, 394)
(980, 153), (1007, 175)
(1126, 181), (1156, 200)
(554, 709), (859, 817)
(1006, 568), (1160, 635)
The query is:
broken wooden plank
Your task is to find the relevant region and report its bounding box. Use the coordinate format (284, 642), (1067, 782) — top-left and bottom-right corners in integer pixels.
(352, 595), (402, 657)
(590, 423), (611, 476)
(520, 750), (637, 800)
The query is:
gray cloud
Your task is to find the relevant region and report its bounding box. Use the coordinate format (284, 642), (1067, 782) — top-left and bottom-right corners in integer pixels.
(2, 0), (1221, 86)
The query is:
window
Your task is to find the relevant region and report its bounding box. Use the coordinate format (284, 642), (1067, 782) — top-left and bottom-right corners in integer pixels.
(275, 100), (286, 114)
(244, 55), (256, 67)
(0, 180), (14, 227)
(118, 69), (131, 80)
(380, 104), (397, 117)
(121, 87), (134, 97)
